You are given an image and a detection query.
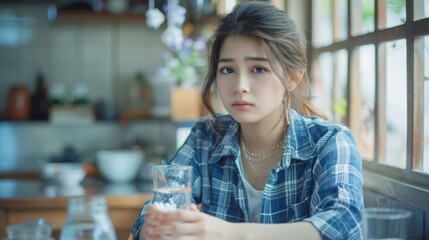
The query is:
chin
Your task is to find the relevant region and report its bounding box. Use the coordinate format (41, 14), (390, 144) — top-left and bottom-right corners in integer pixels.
(229, 112), (258, 124)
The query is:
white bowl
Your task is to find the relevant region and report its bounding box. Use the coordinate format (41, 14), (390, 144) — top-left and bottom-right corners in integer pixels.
(96, 150), (143, 183)
(42, 163), (86, 186)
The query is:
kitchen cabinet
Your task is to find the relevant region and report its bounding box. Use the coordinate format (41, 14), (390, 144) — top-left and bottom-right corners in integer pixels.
(49, 0), (147, 24)
(52, 10), (147, 24)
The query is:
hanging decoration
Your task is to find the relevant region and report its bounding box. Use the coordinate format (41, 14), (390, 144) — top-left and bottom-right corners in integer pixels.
(145, 0), (165, 29)
(145, 0), (187, 50)
(161, 0), (186, 50)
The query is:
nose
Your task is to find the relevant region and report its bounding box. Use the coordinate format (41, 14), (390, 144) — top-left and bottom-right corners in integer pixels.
(233, 72), (250, 94)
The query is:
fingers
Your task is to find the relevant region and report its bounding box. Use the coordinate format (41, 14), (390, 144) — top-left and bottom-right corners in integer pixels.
(145, 205), (163, 224)
(154, 221), (201, 237)
(141, 205), (165, 240)
(178, 204), (199, 212)
(190, 204), (200, 212)
(162, 209), (201, 222)
(144, 205), (203, 238)
(142, 223), (162, 240)
(152, 210), (203, 237)
(173, 222), (202, 236)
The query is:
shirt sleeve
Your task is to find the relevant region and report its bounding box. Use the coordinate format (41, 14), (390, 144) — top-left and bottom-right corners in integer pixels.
(131, 199), (153, 240)
(304, 130), (364, 240)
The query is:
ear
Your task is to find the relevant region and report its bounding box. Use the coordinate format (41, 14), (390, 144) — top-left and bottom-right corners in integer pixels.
(287, 69), (304, 91)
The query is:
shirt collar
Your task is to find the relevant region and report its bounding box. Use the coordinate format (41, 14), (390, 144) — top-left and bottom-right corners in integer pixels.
(209, 118), (240, 164)
(280, 108), (317, 169)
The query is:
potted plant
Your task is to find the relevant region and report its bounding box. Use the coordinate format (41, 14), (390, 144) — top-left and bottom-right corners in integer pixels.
(155, 36), (207, 121)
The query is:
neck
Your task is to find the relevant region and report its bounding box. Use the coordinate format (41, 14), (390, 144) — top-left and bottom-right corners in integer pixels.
(240, 108), (286, 154)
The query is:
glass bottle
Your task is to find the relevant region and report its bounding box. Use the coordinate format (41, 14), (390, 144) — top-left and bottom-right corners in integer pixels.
(30, 72), (50, 120)
(60, 196), (117, 240)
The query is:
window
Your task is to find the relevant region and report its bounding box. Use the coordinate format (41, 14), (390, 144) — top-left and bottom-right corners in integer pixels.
(413, 35), (429, 173)
(351, 0), (375, 36)
(350, 44), (376, 161)
(311, 50), (349, 124)
(310, 0), (429, 195)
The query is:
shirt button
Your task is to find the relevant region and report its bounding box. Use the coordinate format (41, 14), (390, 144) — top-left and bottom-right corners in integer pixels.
(275, 168), (280, 173)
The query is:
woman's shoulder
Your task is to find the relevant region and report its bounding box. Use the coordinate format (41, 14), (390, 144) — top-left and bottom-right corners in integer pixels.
(302, 115), (351, 133)
(291, 114), (358, 158)
(294, 113), (356, 144)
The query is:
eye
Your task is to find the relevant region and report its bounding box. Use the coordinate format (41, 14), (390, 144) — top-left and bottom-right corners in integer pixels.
(219, 67), (234, 74)
(252, 66), (267, 73)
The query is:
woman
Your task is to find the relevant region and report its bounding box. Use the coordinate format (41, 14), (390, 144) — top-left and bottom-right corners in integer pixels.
(133, 2), (363, 239)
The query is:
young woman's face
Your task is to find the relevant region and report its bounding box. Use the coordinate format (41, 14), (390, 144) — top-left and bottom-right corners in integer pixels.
(216, 35), (286, 124)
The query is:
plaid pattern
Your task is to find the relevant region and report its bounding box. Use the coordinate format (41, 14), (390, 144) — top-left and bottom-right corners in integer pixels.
(133, 109), (363, 240)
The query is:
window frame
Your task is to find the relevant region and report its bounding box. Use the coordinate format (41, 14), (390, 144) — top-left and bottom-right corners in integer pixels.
(309, 0), (429, 210)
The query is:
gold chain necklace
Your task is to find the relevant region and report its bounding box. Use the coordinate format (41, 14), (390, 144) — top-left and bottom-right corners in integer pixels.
(240, 144), (272, 180)
(240, 137), (283, 163)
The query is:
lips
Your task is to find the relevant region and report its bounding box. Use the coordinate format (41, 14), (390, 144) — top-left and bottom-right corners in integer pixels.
(232, 100), (253, 110)
(233, 100), (252, 105)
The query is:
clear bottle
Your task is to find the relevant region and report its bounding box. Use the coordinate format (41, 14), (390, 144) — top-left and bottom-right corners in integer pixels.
(60, 196), (117, 240)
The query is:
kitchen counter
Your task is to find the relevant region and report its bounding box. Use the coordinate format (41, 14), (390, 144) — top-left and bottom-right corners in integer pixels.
(0, 176), (153, 239)
(0, 175), (152, 199)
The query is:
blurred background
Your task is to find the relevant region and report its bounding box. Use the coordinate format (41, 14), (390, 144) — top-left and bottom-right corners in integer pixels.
(0, 0), (429, 239)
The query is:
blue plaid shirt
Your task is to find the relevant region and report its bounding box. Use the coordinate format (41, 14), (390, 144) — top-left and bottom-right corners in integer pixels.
(132, 109), (364, 240)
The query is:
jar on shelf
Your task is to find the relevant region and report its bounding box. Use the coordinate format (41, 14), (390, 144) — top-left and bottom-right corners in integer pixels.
(7, 84), (30, 121)
(60, 196), (117, 240)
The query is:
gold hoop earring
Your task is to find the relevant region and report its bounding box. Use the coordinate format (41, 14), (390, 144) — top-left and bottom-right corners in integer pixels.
(284, 94), (291, 126)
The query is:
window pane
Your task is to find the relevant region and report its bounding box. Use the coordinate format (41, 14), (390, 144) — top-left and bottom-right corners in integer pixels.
(350, 45), (375, 160)
(312, 0), (333, 47)
(425, 81), (429, 172)
(413, 35), (429, 173)
(311, 50), (348, 124)
(378, 0), (406, 30)
(414, 0), (429, 20)
(379, 39), (407, 169)
(333, 0), (348, 42)
(333, 49), (348, 124)
(351, 0), (375, 36)
(311, 52), (334, 119)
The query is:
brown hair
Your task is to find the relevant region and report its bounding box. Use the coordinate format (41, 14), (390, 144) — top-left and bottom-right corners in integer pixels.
(202, 1), (326, 127)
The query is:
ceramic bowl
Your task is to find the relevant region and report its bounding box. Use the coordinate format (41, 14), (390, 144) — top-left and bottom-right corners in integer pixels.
(42, 163), (86, 186)
(96, 150), (143, 183)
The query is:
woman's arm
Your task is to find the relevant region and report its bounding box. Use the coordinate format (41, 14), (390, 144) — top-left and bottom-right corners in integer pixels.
(305, 130), (364, 239)
(154, 209), (322, 240)
(233, 221), (321, 240)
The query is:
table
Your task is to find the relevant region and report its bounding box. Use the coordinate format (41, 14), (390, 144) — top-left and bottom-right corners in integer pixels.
(0, 177), (153, 239)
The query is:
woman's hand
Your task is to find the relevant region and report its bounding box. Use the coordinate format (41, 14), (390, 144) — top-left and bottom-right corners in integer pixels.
(154, 207), (230, 240)
(140, 205), (164, 240)
(139, 204), (200, 240)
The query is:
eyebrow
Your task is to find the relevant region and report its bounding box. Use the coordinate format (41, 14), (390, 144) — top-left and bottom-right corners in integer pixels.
(218, 57), (269, 62)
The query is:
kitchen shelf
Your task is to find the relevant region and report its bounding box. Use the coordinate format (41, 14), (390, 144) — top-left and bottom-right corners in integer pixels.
(52, 10), (147, 24)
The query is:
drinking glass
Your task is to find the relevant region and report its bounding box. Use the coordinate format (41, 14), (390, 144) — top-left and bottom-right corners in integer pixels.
(363, 207), (412, 240)
(152, 165), (192, 212)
